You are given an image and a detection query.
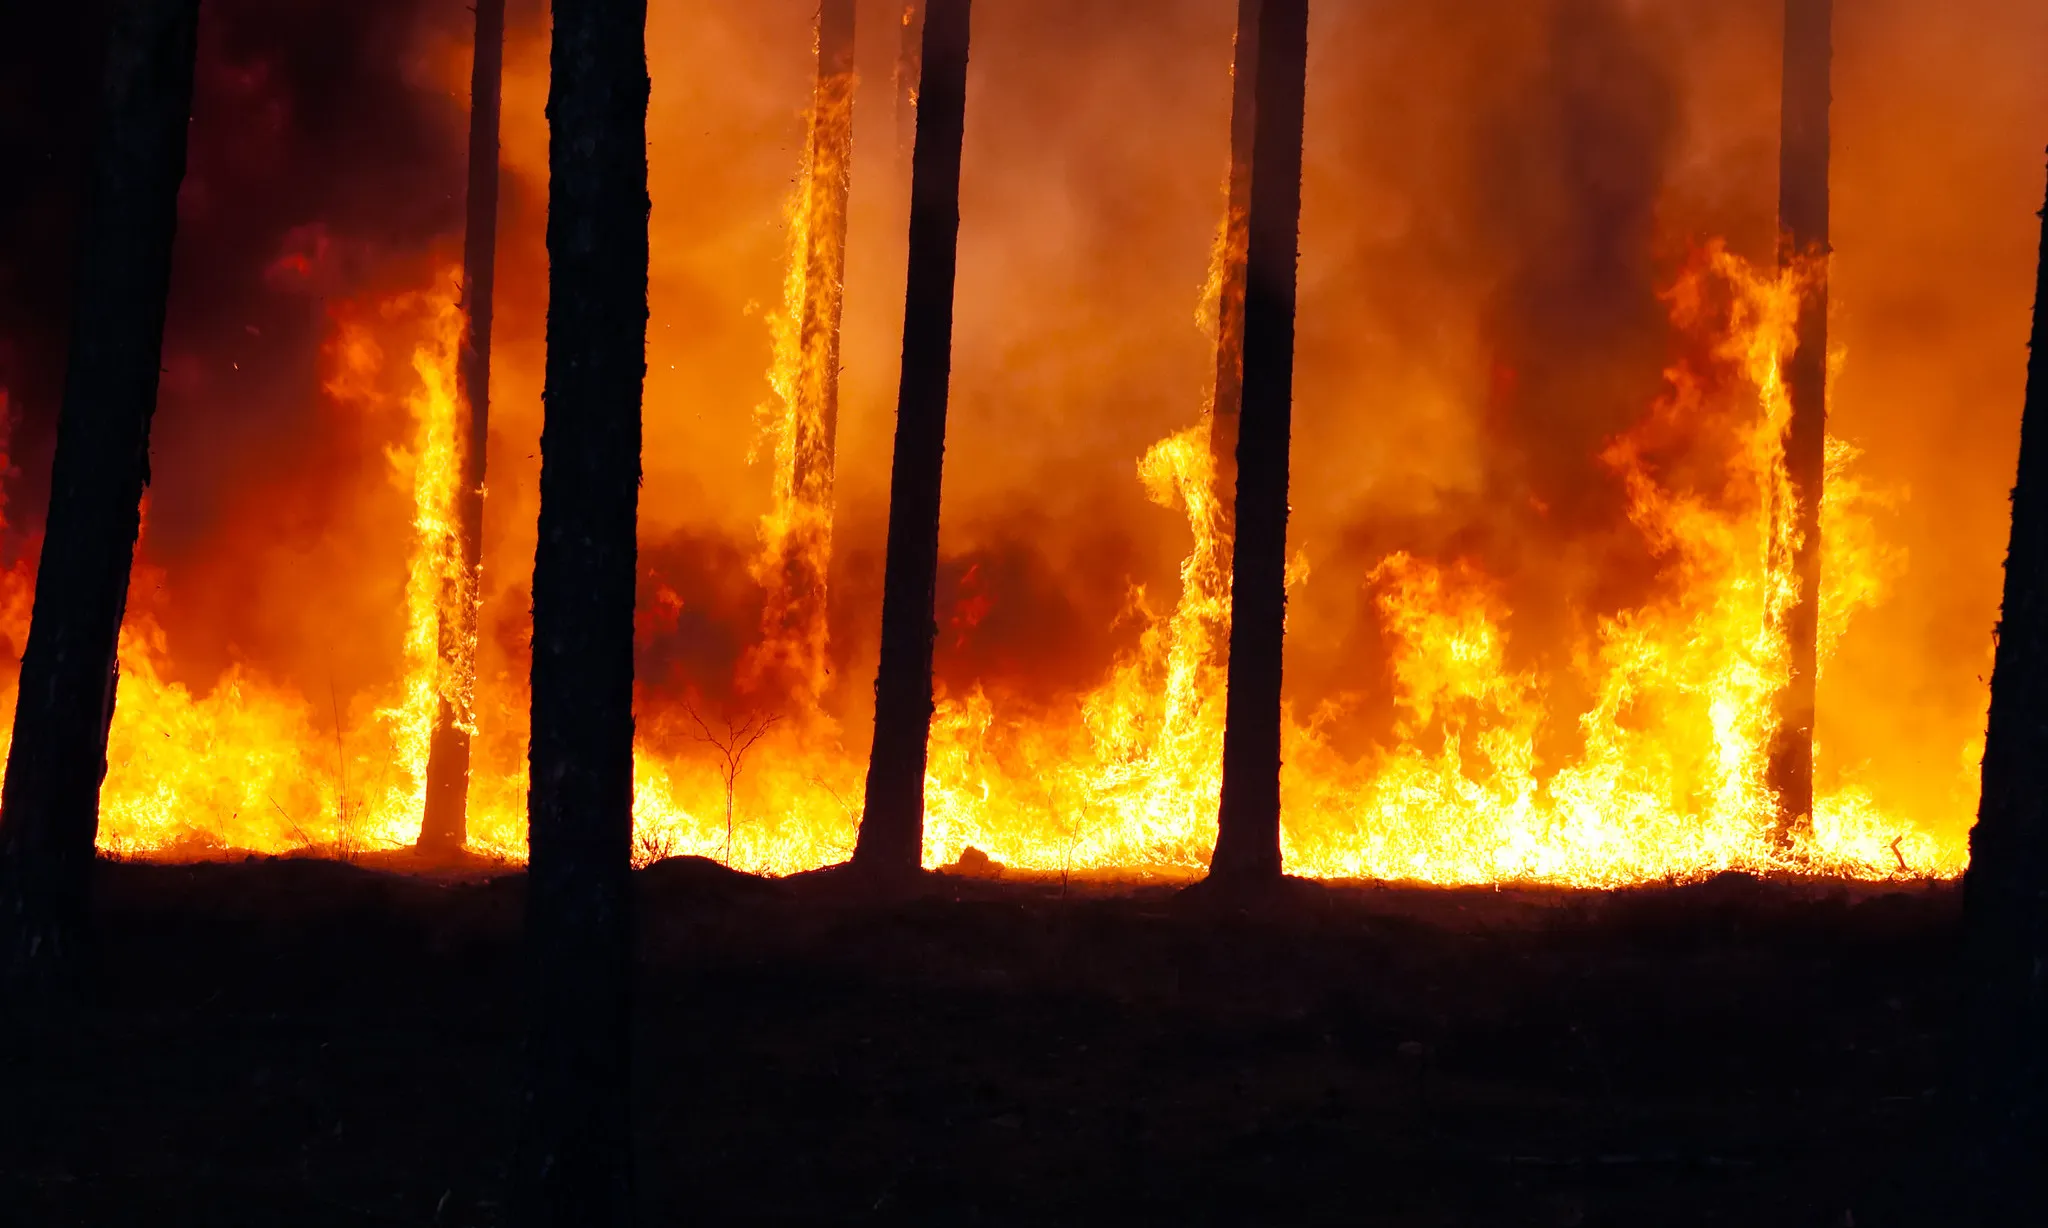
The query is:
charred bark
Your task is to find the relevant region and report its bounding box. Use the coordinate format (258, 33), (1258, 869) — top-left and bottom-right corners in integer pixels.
(755, 0), (858, 695)
(1962, 152), (2048, 1222)
(1209, 0), (1309, 885)
(853, 0), (974, 877)
(513, 0), (647, 1222)
(0, 0), (200, 987)
(1208, 0), (1261, 521)
(1767, 0), (1830, 843)
(790, 0), (856, 531)
(419, 0), (506, 857)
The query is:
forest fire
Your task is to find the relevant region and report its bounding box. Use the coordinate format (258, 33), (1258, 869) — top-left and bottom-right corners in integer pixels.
(0, 239), (1959, 884)
(0, 0), (2031, 888)
(10, 1), (2048, 1222)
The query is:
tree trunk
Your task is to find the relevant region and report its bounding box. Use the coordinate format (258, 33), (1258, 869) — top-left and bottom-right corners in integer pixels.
(1767, 0), (1830, 844)
(419, 0), (506, 857)
(1962, 152), (2048, 1223)
(853, 0), (974, 878)
(791, 0), (856, 552)
(1208, 0), (1308, 886)
(0, 0), (200, 987)
(754, 0), (857, 702)
(1208, 0), (1261, 517)
(895, 2), (925, 165)
(514, 0), (646, 1222)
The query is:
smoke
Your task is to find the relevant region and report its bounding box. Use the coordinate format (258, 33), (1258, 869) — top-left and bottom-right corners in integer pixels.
(0, 0), (2041, 850)
(0, 0), (480, 700)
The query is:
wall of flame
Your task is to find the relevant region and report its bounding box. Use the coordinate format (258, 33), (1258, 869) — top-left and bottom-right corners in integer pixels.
(0, 0), (2042, 883)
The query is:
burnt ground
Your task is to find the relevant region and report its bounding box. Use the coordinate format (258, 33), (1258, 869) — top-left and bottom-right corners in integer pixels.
(0, 857), (1962, 1227)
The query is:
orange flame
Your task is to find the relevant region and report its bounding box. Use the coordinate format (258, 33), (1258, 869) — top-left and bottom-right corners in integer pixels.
(0, 237), (1974, 884)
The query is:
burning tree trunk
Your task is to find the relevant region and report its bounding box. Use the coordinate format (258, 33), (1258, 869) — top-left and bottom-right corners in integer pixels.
(1962, 153), (2048, 1221)
(747, 0), (857, 704)
(1767, 0), (1831, 843)
(853, 0), (974, 877)
(896, 2), (925, 163)
(0, 0), (200, 984)
(418, 0), (505, 857)
(1208, 0), (1309, 886)
(514, 0), (646, 1221)
(1208, 0), (1261, 524)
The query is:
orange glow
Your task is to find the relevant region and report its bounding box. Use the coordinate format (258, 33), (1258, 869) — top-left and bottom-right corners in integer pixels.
(1, 1), (2033, 887)
(744, 21), (857, 712)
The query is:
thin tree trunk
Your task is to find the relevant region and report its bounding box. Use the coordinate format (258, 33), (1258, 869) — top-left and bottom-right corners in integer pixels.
(853, 0), (973, 877)
(755, 0), (857, 700)
(1208, 0), (1260, 515)
(0, 0), (200, 986)
(791, 0), (856, 554)
(419, 0), (506, 857)
(1767, 0), (1830, 843)
(1208, 0), (1308, 886)
(1962, 151), (2048, 1223)
(895, 2), (925, 165)
(514, 0), (646, 1222)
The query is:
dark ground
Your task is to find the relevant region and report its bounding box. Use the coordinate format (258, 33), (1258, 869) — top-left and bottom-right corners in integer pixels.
(0, 857), (1962, 1226)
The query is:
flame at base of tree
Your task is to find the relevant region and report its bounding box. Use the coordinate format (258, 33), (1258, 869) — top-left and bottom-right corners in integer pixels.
(0, 242), (1974, 885)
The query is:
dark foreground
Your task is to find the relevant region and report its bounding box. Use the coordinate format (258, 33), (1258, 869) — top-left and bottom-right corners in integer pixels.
(0, 858), (1962, 1226)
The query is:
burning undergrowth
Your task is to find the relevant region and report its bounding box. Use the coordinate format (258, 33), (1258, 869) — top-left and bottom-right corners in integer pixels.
(0, 0), (2031, 881)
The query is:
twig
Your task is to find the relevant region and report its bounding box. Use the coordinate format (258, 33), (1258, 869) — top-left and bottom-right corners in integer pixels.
(686, 700), (783, 866)
(328, 679), (349, 834)
(808, 775), (862, 857)
(269, 796), (314, 851)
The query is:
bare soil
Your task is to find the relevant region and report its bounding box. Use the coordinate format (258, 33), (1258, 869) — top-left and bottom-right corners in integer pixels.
(0, 857), (1961, 1226)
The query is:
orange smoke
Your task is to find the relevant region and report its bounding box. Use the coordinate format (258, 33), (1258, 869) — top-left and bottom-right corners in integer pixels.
(0, 0), (2037, 885)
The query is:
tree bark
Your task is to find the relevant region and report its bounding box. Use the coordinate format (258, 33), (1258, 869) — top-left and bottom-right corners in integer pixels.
(1767, 0), (1830, 843)
(419, 0), (506, 857)
(756, 0), (857, 699)
(1962, 151), (2048, 1223)
(794, 0), (854, 508)
(1208, 0), (1261, 516)
(514, 0), (646, 1222)
(1208, 0), (1308, 886)
(0, 0), (200, 987)
(853, 0), (973, 877)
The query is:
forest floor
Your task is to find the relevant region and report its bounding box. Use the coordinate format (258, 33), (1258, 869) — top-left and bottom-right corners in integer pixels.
(0, 855), (1962, 1226)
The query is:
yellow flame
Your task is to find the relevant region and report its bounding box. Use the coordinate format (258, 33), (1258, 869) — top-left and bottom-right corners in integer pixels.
(0, 237), (1972, 886)
(374, 279), (472, 792)
(744, 30), (857, 708)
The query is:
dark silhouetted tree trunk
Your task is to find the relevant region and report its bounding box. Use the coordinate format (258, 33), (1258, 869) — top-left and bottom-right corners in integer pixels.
(0, 0), (200, 986)
(853, 0), (973, 877)
(1767, 0), (1830, 843)
(1208, 0), (1260, 516)
(895, 1), (925, 164)
(1962, 152), (2048, 1223)
(1209, 0), (1308, 886)
(419, 0), (506, 857)
(514, 0), (646, 1222)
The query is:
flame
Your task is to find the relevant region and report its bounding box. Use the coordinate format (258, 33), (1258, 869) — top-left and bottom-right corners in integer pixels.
(743, 24), (857, 710)
(361, 278), (474, 807)
(0, 275), (496, 860)
(0, 234), (1973, 884)
(892, 242), (1964, 884)
(0, 51), (1979, 891)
